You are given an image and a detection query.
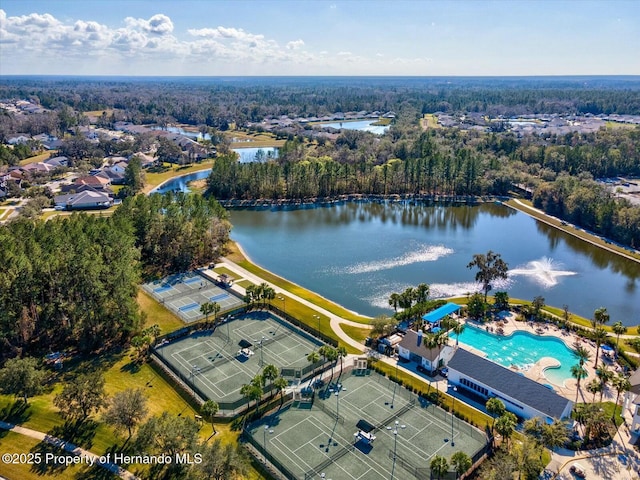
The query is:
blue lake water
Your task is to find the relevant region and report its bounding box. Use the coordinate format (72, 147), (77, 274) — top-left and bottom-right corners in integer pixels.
(318, 119), (390, 134)
(150, 170), (211, 194)
(230, 202), (640, 325)
(234, 147), (279, 163)
(452, 324), (576, 385)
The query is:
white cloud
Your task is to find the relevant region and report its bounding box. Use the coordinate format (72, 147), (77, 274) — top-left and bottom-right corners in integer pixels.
(124, 14), (173, 35)
(0, 8), (439, 75)
(286, 39), (304, 50)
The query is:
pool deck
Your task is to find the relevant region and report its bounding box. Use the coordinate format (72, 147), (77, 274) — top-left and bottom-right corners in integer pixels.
(465, 313), (623, 403)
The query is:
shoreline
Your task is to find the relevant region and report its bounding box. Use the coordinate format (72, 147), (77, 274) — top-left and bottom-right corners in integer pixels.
(505, 198), (640, 264)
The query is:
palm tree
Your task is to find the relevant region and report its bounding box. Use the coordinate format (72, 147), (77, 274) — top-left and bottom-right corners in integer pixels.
(592, 327), (608, 370)
(274, 376), (289, 407)
(495, 412), (517, 450)
(596, 364), (613, 402)
(573, 344), (591, 368)
(307, 350), (320, 378)
(541, 420), (569, 455)
(336, 346), (347, 377)
(414, 283), (430, 304)
(593, 307), (610, 329)
(200, 301), (216, 324)
(211, 301), (221, 323)
(452, 321), (465, 347)
(612, 321), (628, 354)
(562, 304), (571, 329)
(571, 363), (588, 403)
(430, 455), (449, 480)
(423, 333), (440, 374)
(388, 293), (400, 312)
(201, 399), (219, 436)
(611, 373), (631, 422)
(261, 283), (276, 307)
(325, 347), (339, 382)
(262, 364), (279, 398)
(450, 451), (472, 479)
(486, 397), (506, 435)
(586, 378), (602, 403)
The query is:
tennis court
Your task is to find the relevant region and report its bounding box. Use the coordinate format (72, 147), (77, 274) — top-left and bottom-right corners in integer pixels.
(155, 311), (325, 409)
(246, 371), (488, 480)
(142, 271), (244, 323)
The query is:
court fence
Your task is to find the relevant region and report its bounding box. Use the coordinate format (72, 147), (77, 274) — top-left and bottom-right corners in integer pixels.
(243, 428), (300, 480)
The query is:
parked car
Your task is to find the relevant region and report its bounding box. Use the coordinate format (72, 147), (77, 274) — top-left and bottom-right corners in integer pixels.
(569, 463), (586, 478)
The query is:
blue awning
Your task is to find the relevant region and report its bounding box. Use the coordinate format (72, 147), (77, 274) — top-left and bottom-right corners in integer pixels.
(422, 302), (461, 323)
(601, 345), (614, 352)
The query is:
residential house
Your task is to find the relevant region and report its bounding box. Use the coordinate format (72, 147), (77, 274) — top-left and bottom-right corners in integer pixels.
(75, 174), (111, 189)
(446, 348), (573, 421)
(54, 190), (113, 210)
(96, 168), (125, 185)
(7, 134), (30, 145)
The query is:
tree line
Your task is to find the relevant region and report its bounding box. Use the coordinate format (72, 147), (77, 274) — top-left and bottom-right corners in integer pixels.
(0, 193), (230, 360)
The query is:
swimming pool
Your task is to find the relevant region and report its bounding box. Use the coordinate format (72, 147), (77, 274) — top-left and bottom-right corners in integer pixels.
(452, 324), (576, 385)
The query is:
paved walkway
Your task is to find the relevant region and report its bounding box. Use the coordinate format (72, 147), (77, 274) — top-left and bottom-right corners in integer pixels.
(211, 256), (370, 352)
(0, 420), (138, 480)
(546, 409), (640, 480)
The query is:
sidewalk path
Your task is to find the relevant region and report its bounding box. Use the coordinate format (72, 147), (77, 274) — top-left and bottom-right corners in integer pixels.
(0, 420), (138, 480)
(212, 257), (370, 352)
(547, 409), (640, 480)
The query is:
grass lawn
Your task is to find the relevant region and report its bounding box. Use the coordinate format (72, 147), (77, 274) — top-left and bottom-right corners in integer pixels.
(236, 279), (255, 289)
(0, 431), (115, 480)
(19, 151), (54, 166)
(0, 208), (6, 220)
(505, 199), (640, 263)
(41, 206), (117, 221)
(339, 324), (372, 345)
(143, 161), (215, 194)
(605, 121), (637, 130)
(226, 242), (371, 325)
(227, 130), (285, 149)
(138, 289), (184, 334)
(212, 266), (241, 280)
(421, 114), (441, 130)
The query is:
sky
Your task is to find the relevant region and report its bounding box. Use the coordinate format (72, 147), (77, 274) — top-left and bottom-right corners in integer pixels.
(1, 0), (639, 76)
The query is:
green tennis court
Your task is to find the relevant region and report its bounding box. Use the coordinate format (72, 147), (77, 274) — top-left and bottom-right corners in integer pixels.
(246, 370), (488, 479)
(155, 311), (325, 410)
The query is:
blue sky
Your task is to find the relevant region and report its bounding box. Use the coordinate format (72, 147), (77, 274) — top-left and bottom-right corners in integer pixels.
(1, 0), (638, 76)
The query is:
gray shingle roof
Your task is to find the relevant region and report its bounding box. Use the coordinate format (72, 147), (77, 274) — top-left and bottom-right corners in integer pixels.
(448, 348), (571, 419)
(398, 330), (444, 361)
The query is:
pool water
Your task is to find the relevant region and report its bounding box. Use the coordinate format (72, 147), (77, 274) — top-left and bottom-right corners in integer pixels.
(452, 324), (576, 386)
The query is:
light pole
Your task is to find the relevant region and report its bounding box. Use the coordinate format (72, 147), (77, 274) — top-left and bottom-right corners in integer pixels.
(448, 384), (457, 447)
(390, 361), (399, 409)
(263, 425), (268, 453)
(386, 419), (406, 480)
(226, 315), (230, 339)
(260, 336), (265, 366)
(313, 314), (321, 335)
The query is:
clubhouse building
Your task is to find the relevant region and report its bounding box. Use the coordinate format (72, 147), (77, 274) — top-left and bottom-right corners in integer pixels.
(447, 348), (573, 422)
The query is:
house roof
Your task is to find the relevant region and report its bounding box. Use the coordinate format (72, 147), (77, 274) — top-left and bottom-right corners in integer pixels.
(54, 190), (111, 206)
(422, 303), (461, 323)
(397, 330), (444, 361)
(76, 175), (111, 186)
(447, 348), (571, 419)
(629, 368), (640, 395)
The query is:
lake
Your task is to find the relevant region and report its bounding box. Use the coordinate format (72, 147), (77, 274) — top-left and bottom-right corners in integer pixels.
(230, 201), (640, 325)
(234, 147), (279, 163)
(317, 119), (390, 135)
(150, 169), (211, 194)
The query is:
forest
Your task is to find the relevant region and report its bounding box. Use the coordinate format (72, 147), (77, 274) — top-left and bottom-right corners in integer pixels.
(0, 193), (229, 360)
